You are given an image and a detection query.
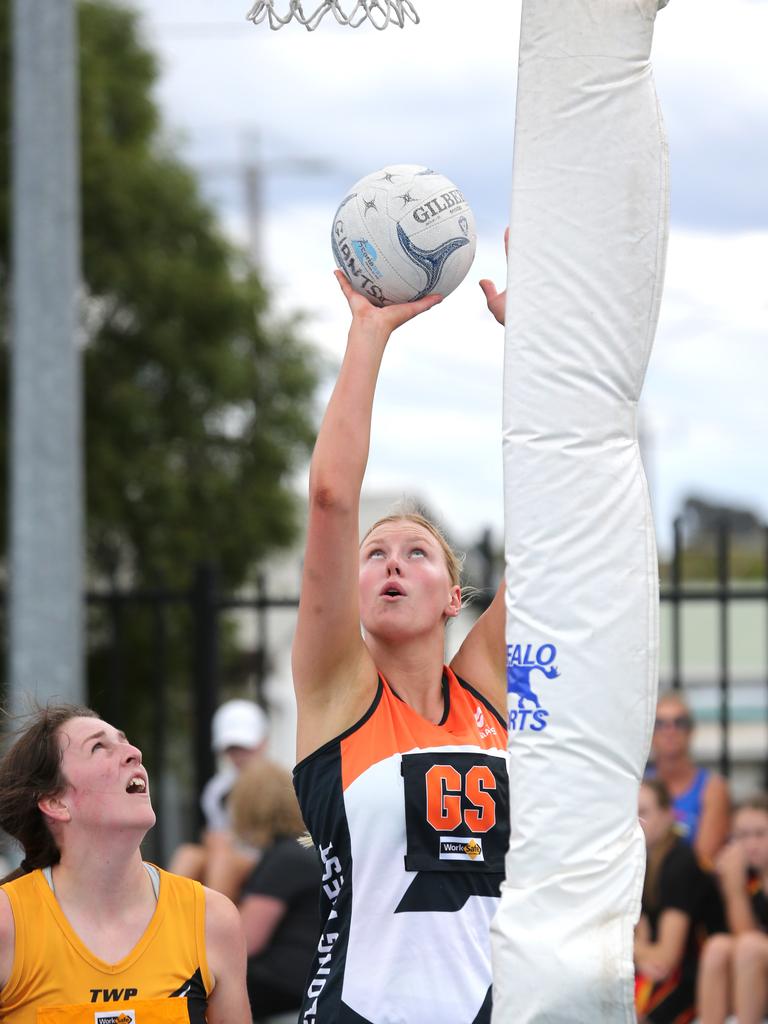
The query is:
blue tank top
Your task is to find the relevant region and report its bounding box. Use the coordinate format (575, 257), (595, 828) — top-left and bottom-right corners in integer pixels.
(672, 767), (709, 844)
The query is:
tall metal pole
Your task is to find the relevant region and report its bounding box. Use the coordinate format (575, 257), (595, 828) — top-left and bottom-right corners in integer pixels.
(9, 0), (83, 711)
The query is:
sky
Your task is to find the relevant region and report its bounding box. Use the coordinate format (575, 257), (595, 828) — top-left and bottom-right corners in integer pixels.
(132, 0), (768, 556)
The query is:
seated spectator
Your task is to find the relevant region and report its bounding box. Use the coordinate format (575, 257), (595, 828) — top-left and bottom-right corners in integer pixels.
(697, 795), (768, 1024)
(648, 692), (730, 865)
(635, 778), (713, 1024)
(228, 758), (321, 1022)
(169, 698), (268, 900)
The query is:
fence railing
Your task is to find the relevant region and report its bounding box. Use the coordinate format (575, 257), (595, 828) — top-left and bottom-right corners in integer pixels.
(661, 519), (768, 783)
(82, 564), (299, 863)
(2, 518), (767, 863)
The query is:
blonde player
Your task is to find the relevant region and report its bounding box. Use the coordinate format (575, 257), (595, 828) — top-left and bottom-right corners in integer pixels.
(291, 270), (509, 1024)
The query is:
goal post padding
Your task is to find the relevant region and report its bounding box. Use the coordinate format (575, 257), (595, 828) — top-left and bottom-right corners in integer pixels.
(493, 1), (668, 1020)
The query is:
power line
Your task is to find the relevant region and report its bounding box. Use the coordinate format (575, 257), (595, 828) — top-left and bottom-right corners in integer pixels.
(195, 132), (337, 268)
(144, 21), (257, 37)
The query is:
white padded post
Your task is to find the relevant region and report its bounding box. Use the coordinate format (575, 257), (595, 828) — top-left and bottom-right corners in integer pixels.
(493, 2), (668, 1021)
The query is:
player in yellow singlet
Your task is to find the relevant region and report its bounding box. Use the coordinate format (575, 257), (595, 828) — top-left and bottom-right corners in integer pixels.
(0, 704), (252, 1024)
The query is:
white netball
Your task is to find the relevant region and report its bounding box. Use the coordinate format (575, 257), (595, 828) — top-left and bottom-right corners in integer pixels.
(331, 164), (477, 306)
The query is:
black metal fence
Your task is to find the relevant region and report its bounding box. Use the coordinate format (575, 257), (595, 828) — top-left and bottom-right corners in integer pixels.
(661, 519), (768, 783)
(82, 564), (299, 863)
(2, 518), (767, 864)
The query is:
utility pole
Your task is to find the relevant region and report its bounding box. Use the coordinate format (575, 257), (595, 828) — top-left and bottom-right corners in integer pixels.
(204, 130), (334, 271)
(8, 0), (84, 711)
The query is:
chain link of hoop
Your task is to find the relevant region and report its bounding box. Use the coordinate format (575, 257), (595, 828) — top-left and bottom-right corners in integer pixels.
(246, 0), (420, 31)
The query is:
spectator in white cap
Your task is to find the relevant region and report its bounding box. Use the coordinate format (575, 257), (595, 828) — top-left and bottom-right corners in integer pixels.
(169, 699), (269, 900)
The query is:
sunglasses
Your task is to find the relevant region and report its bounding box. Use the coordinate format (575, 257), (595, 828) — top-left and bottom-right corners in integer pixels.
(654, 715), (692, 731)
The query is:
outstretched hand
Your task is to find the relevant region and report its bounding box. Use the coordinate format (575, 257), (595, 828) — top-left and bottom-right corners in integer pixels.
(335, 270), (442, 335)
(479, 227), (509, 326)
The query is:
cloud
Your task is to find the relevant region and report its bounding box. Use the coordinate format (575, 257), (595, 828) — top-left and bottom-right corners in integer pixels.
(132, 0), (767, 554)
(653, 0), (768, 229)
(142, 0), (768, 235)
(260, 194), (768, 553)
(643, 229), (768, 546)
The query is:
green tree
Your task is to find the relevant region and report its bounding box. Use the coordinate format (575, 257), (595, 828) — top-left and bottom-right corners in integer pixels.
(659, 496), (767, 583)
(0, 2), (320, 826)
(0, 0), (320, 591)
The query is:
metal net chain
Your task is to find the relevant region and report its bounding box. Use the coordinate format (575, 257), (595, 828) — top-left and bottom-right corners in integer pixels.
(246, 0), (420, 31)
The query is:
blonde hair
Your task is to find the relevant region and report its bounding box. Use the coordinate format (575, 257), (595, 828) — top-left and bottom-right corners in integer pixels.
(363, 512), (464, 588)
(228, 759), (306, 849)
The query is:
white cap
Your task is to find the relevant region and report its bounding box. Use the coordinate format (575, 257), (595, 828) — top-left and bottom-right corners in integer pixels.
(211, 699), (268, 753)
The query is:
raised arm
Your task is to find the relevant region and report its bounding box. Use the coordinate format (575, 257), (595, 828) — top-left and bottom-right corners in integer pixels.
(292, 272), (441, 760)
(450, 578), (507, 717)
(449, 238), (510, 717)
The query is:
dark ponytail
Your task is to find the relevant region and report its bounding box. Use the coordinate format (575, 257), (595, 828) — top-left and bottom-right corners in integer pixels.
(0, 704), (100, 884)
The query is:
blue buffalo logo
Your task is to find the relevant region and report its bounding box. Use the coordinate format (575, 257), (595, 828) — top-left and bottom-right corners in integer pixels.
(506, 643), (560, 732)
(351, 239), (383, 280)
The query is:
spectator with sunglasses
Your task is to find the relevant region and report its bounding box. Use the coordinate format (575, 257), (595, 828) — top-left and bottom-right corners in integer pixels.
(647, 693), (731, 865)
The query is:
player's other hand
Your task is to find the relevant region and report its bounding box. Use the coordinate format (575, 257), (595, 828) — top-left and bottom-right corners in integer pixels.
(335, 270), (442, 335)
(479, 227), (509, 327)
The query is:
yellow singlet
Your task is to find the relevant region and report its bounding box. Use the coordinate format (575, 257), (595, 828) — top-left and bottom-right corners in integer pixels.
(0, 867), (212, 1024)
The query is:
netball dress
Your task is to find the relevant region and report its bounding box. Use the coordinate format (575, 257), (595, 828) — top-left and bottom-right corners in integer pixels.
(293, 667), (510, 1024)
(0, 866), (211, 1024)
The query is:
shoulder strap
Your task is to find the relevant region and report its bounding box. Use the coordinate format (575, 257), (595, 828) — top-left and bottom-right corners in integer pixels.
(692, 767), (709, 798)
(453, 672), (507, 729)
(143, 862), (161, 901)
(42, 863), (160, 901)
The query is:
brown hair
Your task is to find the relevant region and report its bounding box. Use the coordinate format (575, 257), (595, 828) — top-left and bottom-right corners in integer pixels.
(363, 512), (464, 588)
(228, 758), (306, 850)
(735, 794), (768, 816)
(0, 704), (100, 883)
(640, 778), (677, 913)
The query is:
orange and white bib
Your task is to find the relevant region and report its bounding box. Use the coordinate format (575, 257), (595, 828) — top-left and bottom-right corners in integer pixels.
(293, 668), (510, 1024)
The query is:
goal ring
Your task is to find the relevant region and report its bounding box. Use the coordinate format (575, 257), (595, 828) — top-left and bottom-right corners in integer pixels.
(245, 0), (420, 31)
